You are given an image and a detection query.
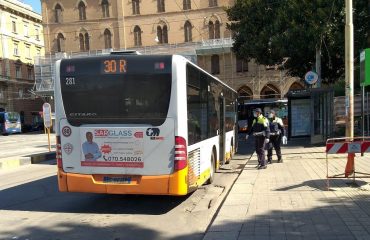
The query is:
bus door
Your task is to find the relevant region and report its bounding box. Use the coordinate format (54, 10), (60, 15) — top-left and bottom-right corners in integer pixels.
(219, 96), (226, 165)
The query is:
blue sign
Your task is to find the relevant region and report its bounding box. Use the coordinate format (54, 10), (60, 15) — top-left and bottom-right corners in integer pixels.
(305, 71), (319, 85)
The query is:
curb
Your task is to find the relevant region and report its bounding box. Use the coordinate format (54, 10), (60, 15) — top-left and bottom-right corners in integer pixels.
(30, 151), (56, 164)
(0, 151), (56, 170)
(203, 152), (254, 239)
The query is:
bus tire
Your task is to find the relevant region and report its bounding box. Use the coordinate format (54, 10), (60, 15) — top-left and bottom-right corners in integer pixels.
(230, 138), (234, 158)
(225, 139), (234, 165)
(206, 152), (215, 185)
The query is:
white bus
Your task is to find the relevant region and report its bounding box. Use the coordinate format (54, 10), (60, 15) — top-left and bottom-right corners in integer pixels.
(55, 53), (237, 195)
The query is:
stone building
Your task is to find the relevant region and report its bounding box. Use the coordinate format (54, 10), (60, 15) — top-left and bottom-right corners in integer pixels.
(0, 0), (45, 128)
(39, 0), (304, 100)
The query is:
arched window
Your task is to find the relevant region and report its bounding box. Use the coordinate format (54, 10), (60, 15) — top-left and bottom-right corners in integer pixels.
(157, 26), (163, 44)
(104, 29), (112, 49)
(101, 0), (109, 18)
(54, 3), (62, 23)
(215, 20), (220, 39)
(209, 0), (217, 7)
(211, 55), (220, 74)
(289, 82), (304, 91)
(184, 21), (192, 42)
(78, 1), (86, 20)
(163, 25), (168, 44)
(132, 0), (140, 15)
(56, 33), (65, 52)
(208, 21), (214, 39)
(79, 33), (85, 51)
(78, 31), (90, 51)
(134, 26), (142, 46)
(157, 0), (165, 13)
(84, 32), (90, 50)
(183, 0), (191, 10)
(260, 84), (280, 99)
(157, 25), (168, 44)
(238, 86), (253, 100)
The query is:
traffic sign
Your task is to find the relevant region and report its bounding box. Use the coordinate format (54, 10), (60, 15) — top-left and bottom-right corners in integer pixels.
(304, 71), (319, 85)
(42, 103), (52, 128)
(348, 142), (361, 153)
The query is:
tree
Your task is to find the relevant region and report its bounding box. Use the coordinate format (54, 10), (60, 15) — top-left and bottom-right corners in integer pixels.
(227, 0), (370, 83)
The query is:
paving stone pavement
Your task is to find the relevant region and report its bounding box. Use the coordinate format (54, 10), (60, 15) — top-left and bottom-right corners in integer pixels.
(203, 140), (370, 240)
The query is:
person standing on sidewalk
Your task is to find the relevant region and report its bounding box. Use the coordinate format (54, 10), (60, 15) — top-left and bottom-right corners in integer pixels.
(245, 108), (270, 169)
(267, 110), (287, 163)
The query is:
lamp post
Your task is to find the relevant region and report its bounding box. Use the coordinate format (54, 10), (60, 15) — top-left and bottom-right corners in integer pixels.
(345, 0), (354, 139)
(345, 0), (355, 177)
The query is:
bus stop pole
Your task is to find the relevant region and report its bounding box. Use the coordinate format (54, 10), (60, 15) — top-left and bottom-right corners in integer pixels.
(47, 127), (51, 152)
(362, 85), (365, 156)
(367, 92), (369, 136)
(362, 85), (365, 138)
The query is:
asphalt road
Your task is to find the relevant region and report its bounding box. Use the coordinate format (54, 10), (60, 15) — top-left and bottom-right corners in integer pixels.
(0, 132), (56, 159)
(0, 136), (253, 240)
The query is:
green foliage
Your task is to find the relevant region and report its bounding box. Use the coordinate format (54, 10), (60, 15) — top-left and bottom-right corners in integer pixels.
(227, 0), (370, 83)
(333, 79), (345, 96)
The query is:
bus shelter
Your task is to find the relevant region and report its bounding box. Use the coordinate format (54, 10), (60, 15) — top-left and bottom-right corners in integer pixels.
(238, 99), (288, 132)
(287, 88), (334, 144)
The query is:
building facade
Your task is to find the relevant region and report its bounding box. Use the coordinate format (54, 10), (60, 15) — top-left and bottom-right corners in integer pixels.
(39, 0), (304, 100)
(0, 0), (45, 128)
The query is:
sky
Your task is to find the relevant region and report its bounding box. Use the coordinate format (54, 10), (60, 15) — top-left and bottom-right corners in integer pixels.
(21, 0), (41, 14)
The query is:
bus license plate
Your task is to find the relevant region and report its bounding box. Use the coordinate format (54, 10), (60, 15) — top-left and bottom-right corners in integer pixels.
(103, 176), (132, 184)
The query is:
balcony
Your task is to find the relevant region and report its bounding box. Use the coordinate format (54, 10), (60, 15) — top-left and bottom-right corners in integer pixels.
(196, 38), (234, 55)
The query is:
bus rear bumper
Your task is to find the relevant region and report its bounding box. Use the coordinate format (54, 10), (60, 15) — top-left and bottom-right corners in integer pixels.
(57, 167), (189, 196)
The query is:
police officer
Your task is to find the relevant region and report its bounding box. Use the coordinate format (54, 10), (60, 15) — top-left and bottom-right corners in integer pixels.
(246, 108), (270, 169)
(267, 110), (287, 163)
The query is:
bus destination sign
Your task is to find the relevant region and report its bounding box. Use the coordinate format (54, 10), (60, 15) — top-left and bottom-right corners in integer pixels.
(102, 59), (127, 74)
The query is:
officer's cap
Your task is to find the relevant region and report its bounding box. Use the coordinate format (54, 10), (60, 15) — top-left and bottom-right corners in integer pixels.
(254, 108), (262, 113)
(270, 110), (276, 114)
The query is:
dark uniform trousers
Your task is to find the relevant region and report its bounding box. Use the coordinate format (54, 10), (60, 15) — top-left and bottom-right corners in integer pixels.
(255, 136), (266, 166)
(268, 135), (282, 161)
(249, 115), (270, 167)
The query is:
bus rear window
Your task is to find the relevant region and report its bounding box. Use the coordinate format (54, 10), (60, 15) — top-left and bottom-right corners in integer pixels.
(60, 56), (172, 126)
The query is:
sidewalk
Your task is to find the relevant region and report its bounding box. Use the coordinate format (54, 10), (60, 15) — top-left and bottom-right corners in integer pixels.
(0, 151), (56, 170)
(0, 133), (56, 170)
(204, 139), (370, 240)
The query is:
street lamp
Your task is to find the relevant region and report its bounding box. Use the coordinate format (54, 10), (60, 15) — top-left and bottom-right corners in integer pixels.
(345, 0), (354, 176)
(345, 0), (354, 138)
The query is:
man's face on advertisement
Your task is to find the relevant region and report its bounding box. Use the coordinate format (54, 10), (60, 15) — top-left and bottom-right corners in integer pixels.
(86, 132), (93, 143)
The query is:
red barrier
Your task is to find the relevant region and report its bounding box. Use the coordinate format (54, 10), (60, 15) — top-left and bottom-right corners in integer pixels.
(326, 142), (348, 154)
(326, 137), (370, 190)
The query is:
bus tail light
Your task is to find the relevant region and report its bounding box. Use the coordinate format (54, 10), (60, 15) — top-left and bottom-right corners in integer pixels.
(56, 136), (63, 168)
(174, 136), (187, 171)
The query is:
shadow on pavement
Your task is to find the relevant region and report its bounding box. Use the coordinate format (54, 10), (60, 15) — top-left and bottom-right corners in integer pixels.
(4, 193), (370, 240)
(274, 179), (369, 192)
(203, 193), (370, 240)
(0, 175), (190, 215)
(1, 222), (166, 240)
(1, 221), (207, 240)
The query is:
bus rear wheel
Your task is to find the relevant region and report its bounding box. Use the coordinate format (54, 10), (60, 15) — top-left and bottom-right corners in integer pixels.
(206, 152), (215, 184)
(225, 140), (233, 164)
